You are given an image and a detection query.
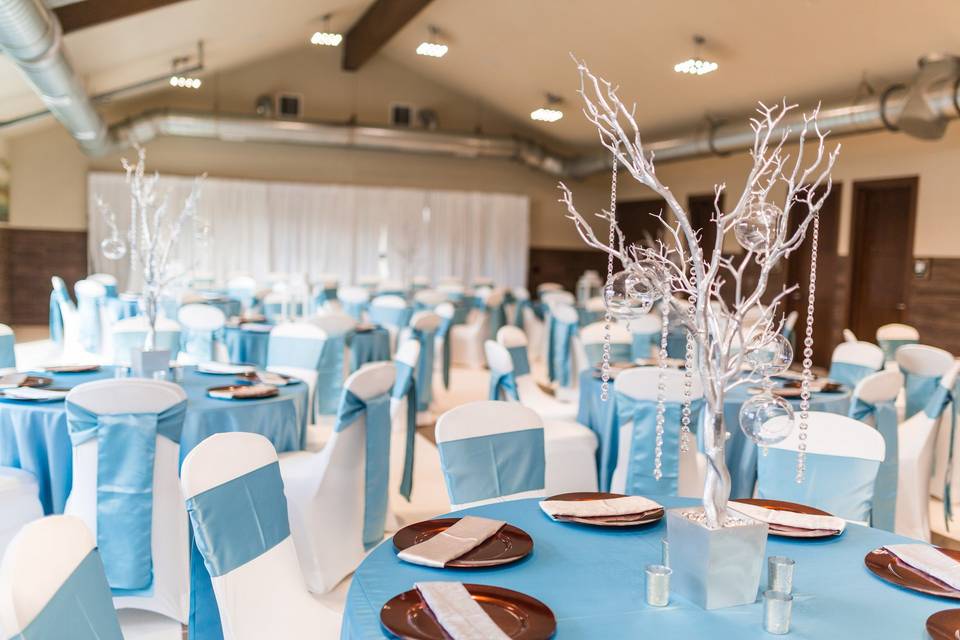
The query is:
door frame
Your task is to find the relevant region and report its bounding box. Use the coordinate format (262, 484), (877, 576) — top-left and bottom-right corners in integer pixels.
(848, 176), (918, 332)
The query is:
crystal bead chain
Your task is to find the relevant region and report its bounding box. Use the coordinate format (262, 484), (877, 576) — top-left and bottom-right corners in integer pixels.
(654, 291), (670, 481)
(600, 152), (618, 402)
(680, 269), (696, 453)
(796, 211), (820, 483)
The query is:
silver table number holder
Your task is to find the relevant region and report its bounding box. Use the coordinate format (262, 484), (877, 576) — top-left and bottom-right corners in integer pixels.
(130, 348), (170, 379)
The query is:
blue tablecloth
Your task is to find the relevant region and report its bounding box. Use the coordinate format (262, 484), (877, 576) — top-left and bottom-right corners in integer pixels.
(577, 370), (851, 497)
(0, 366), (309, 514)
(342, 496), (942, 639)
(222, 326), (391, 372)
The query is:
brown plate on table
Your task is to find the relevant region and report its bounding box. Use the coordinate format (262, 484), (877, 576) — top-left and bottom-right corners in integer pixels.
(782, 379), (845, 393)
(926, 609), (960, 639)
(865, 546), (960, 599)
(733, 498), (843, 538)
(380, 584), (556, 640)
(42, 364), (100, 373)
(393, 518), (533, 568)
(0, 374), (52, 389)
(544, 492), (664, 527)
(206, 384), (279, 400)
(355, 323), (379, 333)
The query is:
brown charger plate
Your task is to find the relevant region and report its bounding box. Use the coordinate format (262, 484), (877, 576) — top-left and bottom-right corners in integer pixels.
(782, 379), (845, 393)
(926, 609), (960, 639)
(544, 492), (664, 527)
(42, 364), (100, 373)
(206, 384), (279, 400)
(865, 546), (960, 599)
(733, 498), (842, 538)
(380, 584), (556, 640)
(0, 375), (53, 388)
(355, 323), (379, 333)
(393, 518), (533, 568)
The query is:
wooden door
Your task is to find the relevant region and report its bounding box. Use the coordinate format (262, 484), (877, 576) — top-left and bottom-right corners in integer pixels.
(786, 186), (842, 367)
(616, 198), (666, 252)
(849, 177), (917, 341)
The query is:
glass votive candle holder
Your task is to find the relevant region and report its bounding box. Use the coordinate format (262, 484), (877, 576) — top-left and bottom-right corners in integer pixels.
(114, 366), (130, 379)
(763, 590), (793, 634)
(152, 369), (169, 381)
(768, 556), (796, 594)
(645, 564), (671, 607)
(171, 365), (185, 383)
(660, 537), (670, 568)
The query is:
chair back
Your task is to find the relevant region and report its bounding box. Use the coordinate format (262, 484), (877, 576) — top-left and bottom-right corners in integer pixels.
(629, 313), (663, 359)
(226, 275), (258, 309)
(74, 279), (107, 354)
(357, 275), (379, 290)
(180, 432), (327, 639)
(0, 323), (15, 370)
(757, 412), (885, 522)
(876, 323), (920, 361)
(266, 322), (326, 409)
(0, 516), (122, 639)
(842, 328), (858, 343)
(828, 341), (884, 388)
(496, 325), (533, 379)
(111, 316), (181, 364)
(547, 302), (580, 387)
(581, 321), (632, 365)
(414, 289), (445, 309)
(541, 290), (575, 308)
(897, 344), (956, 419)
(377, 280), (405, 296)
(368, 295), (412, 329)
(337, 286), (370, 321)
(177, 303), (226, 362)
(435, 400), (546, 510)
(536, 282), (563, 294)
(87, 273), (118, 298)
(611, 368), (705, 497)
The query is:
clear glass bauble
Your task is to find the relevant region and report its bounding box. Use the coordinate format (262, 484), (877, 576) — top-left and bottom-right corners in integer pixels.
(635, 258), (670, 297)
(743, 333), (793, 377)
(604, 269), (654, 319)
(194, 220), (212, 248)
(100, 236), (127, 260)
(734, 198), (783, 253)
(739, 392), (795, 445)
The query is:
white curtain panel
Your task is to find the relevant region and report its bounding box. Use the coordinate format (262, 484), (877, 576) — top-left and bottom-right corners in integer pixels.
(88, 173), (529, 291)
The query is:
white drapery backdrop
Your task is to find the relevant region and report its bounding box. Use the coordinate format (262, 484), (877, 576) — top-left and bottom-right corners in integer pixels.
(87, 172), (530, 291)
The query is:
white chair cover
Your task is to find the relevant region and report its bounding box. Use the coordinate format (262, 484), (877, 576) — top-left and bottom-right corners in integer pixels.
(828, 341), (885, 389)
(110, 316), (182, 365)
(177, 303), (227, 364)
(180, 433), (341, 639)
(0, 468), (43, 561)
(876, 323), (920, 362)
(450, 290), (501, 369)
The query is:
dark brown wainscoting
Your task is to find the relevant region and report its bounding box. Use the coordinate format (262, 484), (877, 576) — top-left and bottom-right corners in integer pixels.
(528, 247), (607, 294)
(0, 228), (88, 325)
(908, 257), (960, 355)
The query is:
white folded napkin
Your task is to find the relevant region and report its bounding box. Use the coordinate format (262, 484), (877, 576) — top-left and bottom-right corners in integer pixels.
(240, 323), (273, 333)
(0, 373), (27, 389)
(539, 495), (662, 519)
(256, 371), (290, 386)
(729, 501), (846, 534)
(196, 362), (256, 375)
(208, 383), (276, 399)
(398, 517), (505, 568)
(415, 582), (510, 640)
(883, 544), (960, 590)
(2, 387), (68, 401)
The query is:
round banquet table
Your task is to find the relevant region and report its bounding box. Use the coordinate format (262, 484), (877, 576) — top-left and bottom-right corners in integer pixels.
(577, 369), (852, 497)
(0, 365), (309, 514)
(222, 324), (392, 372)
(342, 497), (949, 639)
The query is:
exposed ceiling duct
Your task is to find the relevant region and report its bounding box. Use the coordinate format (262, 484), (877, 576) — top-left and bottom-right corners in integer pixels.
(0, 0), (110, 154)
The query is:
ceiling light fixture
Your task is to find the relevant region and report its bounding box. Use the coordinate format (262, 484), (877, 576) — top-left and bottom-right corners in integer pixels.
(169, 75), (202, 89)
(416, 25), (448, 58)
(168, 43), (204, 90)
(531, 93), (563, 122)
(674, 35), (718, 76)
(311, 13), (343, 47)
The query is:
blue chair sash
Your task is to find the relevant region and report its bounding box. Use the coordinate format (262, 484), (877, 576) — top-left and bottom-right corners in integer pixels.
(925, 383), (959, 525)
(631, 332), (658, 360)
(488, 302), (507, 340)
(411, 327), (437, 411)
(227, 289), (256, 311)
(577, 308), (603, 326)
(186, 461), (290, 578)
(584, 342), (632, 367)
(828, 361), (877, 389)
(489, 369), (520, 401)
(9, 549), (123, 640)
(49, 291), (65, 345)
(903, 371), (942, 420)
(76, 292), (103, 353)
(114, 330), (182, 362)
(267, 334), (324, 371)
(849, 397), (899, 531)
(347, 330), (391, 372)
(450, 300), (471, 325)
(620, 393), (703, 496)
(392, 362), (417, 501)
(513, 299), (532, 326)
(757, 447), (879, 522)
(878, 337), (917, 362)
(436, 317), (453, 389)
(506, 345), (531, 377)
(341, 300), (367, 322)
(336, 389), (393, 550)
(316, 334), (348, 416)
(547, 315), (577, 387)
(0, 333), (15, 369)
(368, 305), (413, 329)
(66, 399), (187, 594)
(666, 326), (687, 360)
(437, 428), (545, 505)
(181, 327), (219, 362)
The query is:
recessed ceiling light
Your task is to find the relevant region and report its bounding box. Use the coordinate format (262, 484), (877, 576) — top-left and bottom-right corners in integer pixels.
(169, 75), (201, 89)
(417, 25), (448, 58)
(531, 93), (564, 122)
(674, 35), (718, 76)
(311, 13), (342, 47)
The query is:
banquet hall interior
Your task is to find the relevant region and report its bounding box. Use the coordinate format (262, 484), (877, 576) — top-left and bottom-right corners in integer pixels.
(0, 0), (959, 638)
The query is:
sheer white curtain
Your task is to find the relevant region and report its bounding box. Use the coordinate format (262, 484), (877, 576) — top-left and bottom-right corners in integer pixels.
(88, 173), (529, 290)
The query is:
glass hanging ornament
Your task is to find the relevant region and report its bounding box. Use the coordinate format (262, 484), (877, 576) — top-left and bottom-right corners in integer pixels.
(743, 332), (793, 377)
(194, 219), (212, 249)
(100, 235), (127, 261)
(600, 150), (619, 402)
(796, 211), (821, 483)
(739, 392), (795, 445)
(604, 268), (655, 320)
(735, 196), (783, 254)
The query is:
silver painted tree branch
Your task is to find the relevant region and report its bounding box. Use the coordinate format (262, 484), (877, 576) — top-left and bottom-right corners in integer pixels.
(559, 59), (840, 529)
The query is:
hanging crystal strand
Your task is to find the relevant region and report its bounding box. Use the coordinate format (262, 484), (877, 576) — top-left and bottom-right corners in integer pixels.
(796, 211), (820, 483)
(680, 269), (696, 452)
(654, 288), (670, 481)
(600, 151), (618, 402)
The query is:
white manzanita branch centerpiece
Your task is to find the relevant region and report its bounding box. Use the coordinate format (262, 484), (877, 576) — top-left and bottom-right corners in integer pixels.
(559, 60), (840, 608)
(97, 147), (207, 356)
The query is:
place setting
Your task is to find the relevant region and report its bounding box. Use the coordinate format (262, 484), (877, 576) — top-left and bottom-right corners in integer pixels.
(539, 492), (664, 527)
(729, 499), (846, 538)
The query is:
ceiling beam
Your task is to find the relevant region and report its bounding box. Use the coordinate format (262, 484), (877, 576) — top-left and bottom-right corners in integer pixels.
(54, 0), (190, 34)
(342, 0), (434, 72)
